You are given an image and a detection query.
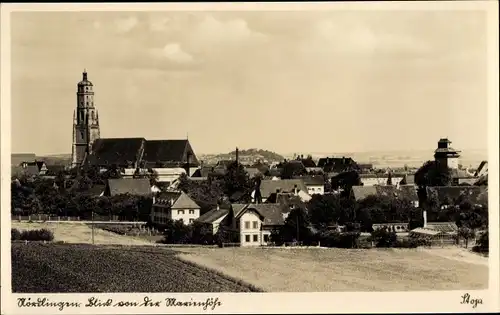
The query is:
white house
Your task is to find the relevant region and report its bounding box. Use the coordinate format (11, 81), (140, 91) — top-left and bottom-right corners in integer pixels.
(151, 191), (200, 225)
(196, 203), (285, 247)
(360, 174), (405, 187)
(294, 175), (325, 195)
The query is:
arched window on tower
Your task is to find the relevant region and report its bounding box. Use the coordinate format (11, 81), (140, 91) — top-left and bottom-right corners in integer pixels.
(91, 111), (95, 122)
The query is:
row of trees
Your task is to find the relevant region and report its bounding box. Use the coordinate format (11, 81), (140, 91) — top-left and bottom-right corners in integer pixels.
(11, 172), (153, 221)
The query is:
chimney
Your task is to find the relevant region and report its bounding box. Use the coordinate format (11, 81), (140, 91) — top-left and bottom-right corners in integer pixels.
(236, 147), (239, 164)
(294, 184), (298, 195)
(423, 210), (427, 228)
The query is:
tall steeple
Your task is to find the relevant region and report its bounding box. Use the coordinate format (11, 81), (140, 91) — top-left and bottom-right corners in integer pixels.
(71, 70), (101, 168)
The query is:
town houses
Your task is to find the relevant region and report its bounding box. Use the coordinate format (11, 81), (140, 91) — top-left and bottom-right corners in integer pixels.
(10, 71), (489, 248)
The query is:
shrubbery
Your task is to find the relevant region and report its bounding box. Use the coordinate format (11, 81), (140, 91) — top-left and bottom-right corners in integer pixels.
(11, 228), (54, 242)
(473, 231), (488, 254)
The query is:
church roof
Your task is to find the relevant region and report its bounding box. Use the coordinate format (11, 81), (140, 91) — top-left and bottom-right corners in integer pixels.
(89, 138), (146, 167)
(142, 139), (199, 166)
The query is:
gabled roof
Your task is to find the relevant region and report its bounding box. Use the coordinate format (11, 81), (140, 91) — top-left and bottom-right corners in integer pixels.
(196, 208), (230, 224)
(90, 138), (146, 166)
(241, 203), (285, 226)
(352, 186), (377, 201)
(106, 178), (151, 196)
(231, 203), (250, 217)
(293, 175), (324, 186)
(143, 139), (199, 166)
(258, 179), (308, 199)
(399, 185), (419, 201)
(192, 167), (213, 178)
(156, 191), (200, 209)
(351, 185), (418, 202)
(426, 186), (487, 204)
(300, 159), (317, 168)
(317, 157), (359, 172)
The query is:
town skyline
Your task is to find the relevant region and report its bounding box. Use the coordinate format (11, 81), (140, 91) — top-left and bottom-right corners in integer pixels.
(11, 10), (488, 155)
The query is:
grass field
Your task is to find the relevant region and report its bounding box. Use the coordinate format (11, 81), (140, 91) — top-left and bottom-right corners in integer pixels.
(11, 242), (261, 293)
(10, 222), (488, 292)
(176, 247), (488, 292)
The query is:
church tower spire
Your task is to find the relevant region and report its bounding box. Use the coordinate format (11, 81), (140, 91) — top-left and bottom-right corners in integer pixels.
(71, 70), (101, 168)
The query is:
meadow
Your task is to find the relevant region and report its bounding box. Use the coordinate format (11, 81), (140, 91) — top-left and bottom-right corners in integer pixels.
(11, 242), (262, 293)
(176, 247), (488, 292)
(11, 222), (154, 246)
(11, 222), (488, 292)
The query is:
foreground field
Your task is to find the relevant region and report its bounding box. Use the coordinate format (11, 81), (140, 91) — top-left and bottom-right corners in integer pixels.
(176, 247), (488, 292)
(11, 243), (261, 293)
(11, 222), (153, 246)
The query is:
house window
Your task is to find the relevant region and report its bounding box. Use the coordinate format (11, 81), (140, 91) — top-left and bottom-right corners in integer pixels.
(245, 235), (250, 242)
(253, 235), (258, 242)
(264, 234), (269, 242)
(244, 221), (250, 229)
(178, 210), (185, 215)
(252, 221), (258, 229)
(189, 219), (194, 224)
(189, 210), (195, 214)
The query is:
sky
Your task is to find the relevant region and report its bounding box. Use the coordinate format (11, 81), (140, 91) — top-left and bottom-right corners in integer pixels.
(10, 10), (489, 155)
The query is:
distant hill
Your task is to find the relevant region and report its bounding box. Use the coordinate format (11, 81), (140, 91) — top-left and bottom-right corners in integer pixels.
(36, 154), (71, 166)
(200, 149), (285, 165)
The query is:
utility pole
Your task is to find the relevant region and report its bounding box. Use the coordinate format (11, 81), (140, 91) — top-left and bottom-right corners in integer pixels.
(91, 210), (95, 245)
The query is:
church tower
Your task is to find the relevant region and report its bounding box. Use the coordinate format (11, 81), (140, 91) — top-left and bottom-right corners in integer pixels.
(71, 70), (100, 168)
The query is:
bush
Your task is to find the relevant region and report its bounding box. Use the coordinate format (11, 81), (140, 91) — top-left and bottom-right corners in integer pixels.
(19, 229), (54, 242)
(11, 228), (21, 241)
(394, 238), (430, 248)
(317, 230), (361, 248)
(473, 231), (488, 253)
(370, 228), (397, 248)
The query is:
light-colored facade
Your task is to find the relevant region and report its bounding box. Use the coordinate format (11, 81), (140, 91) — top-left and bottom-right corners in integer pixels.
(151, 192), (200, 225)
(307, 185), (324, 195)
(238, 210), (272, 247)
(360, 176), (404, 187)
(372, 223), (409, 233)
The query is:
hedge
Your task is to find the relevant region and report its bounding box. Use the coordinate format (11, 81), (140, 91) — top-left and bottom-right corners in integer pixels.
(12, 228), (54, 242)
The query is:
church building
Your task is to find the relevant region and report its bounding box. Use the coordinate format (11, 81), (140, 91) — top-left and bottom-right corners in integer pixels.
(70, 70), (200, 176)
(71, 70), (100, 167)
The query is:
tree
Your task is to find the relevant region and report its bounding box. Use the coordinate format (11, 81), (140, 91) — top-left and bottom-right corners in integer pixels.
(222, 161), (251, 197)
(278, 208), (313, 245)
(331, 170), (362, 197)
(458, 227), (475, 248)
(475, 231), (488, 253)
(177, 173), (224, 214)
(280, 161), (307, 179)
(387, 172), (393, 186)
(415, 160), (452, 204)
(308, 194), (343, 229)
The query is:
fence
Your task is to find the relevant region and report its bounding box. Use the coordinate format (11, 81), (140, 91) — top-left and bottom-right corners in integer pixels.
(12, 214), (141, 223)
(13, 215), (81, 222)
(221, 242), (240, 248)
